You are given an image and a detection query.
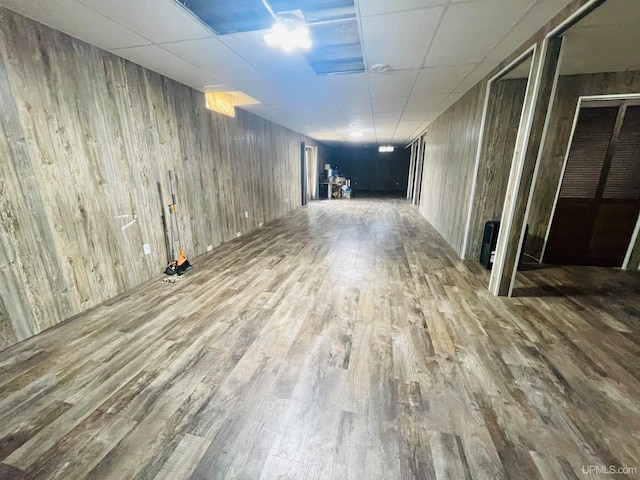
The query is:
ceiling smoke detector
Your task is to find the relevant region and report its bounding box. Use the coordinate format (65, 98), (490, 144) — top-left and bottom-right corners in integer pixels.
(370, 63), (392, 73)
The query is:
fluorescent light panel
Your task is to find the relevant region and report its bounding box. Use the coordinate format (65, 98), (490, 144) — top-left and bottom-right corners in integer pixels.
(379, 145), (394, 152)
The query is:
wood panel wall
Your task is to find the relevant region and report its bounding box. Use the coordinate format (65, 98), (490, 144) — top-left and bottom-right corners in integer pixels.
(417, 83), (486, 255)
(465, 79), (528, 260)
(525, 71), (640, 265)
(0, 7), (326, 351)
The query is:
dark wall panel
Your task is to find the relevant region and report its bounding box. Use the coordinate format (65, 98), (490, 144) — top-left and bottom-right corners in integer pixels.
(330, 146), (410, 191)
(0, 7), (327, 351)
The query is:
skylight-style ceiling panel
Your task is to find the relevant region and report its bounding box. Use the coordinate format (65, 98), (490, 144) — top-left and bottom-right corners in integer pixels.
(269, 0), (354, 19)
(178, 0), (273, 34)
(305, 19), (365, 75)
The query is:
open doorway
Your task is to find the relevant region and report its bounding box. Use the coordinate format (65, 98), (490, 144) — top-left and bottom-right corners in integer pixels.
(521, 0), (640, 272)
(462, 50), (533, 261)
(545, 98), (640, 266)
(306, 145), (318, 201)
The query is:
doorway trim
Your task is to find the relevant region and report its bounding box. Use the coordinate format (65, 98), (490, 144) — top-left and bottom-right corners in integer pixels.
(461, 46), (536, 259)
(540, 93), (640, 268)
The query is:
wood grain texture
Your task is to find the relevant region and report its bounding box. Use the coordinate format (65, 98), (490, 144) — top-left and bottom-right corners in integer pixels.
(465, 78), (528, 260)
(526, 71), (640, 262)
(405, 0), (609, 263)
(0, 197), (638, 479)
(0, 7), (329, 351)
(417, 82), (486, 255)
(490, 37), (563, 296)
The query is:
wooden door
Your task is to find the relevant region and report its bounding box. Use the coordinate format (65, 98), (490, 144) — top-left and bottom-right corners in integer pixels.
(545, 102), (640, 266)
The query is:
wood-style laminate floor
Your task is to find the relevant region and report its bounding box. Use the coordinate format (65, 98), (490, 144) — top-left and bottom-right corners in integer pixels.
(1, 197), (639, 480)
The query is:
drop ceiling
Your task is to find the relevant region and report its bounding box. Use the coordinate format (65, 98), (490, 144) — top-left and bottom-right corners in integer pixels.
(0, 0), (608, 145)
(504, 0), (640, 79)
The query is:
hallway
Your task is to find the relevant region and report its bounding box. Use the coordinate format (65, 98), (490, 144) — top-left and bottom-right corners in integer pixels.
(0, 198), (638, 479)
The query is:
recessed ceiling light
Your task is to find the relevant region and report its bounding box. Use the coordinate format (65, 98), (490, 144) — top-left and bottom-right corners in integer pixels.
(378, 145), (394, 152)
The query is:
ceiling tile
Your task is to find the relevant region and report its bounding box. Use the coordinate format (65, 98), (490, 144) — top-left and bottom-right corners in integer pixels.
(561, 52), (640, 76)
(0, 0), (150, 50)
(113, 44), (221, 89)
(318, 73), (369, 102)
(577, 0), (640, 27)
(77, 0), (213, 43)
(400, 111), (438, 123)
(404, 91), (448, 112)
(361, 6), (443, 70)
(563, 24), (640, 61)
(453, 62), (499, 92)
(234, 81), (292, 107)
(413, 65), (476, 94)
(162, 37), (267, 84)
(338, 97), (373, 114)
(371, 96), (407, 113)
(358, 0), (445, 17)
(345, 113), (374, 125)
(424, 0), (534, 67)
(484, 0), (570, 63)
(220, 31), (318, 82)
(373, 111), (401, 124)
(368, 69), (419, 98)
(395, 121), (425, 133)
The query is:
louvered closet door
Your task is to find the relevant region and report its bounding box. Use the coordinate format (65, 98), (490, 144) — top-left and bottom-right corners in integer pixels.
(545, 104), (640, 266)
(590, 105), (640, 264)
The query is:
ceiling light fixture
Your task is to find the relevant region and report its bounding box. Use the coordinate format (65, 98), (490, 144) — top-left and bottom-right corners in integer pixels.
(264, 16), (312, 53)
(378, 145), (394, 153)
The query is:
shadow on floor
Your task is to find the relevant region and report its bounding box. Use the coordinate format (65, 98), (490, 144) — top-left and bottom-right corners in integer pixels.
(511, 284), (617, 298)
